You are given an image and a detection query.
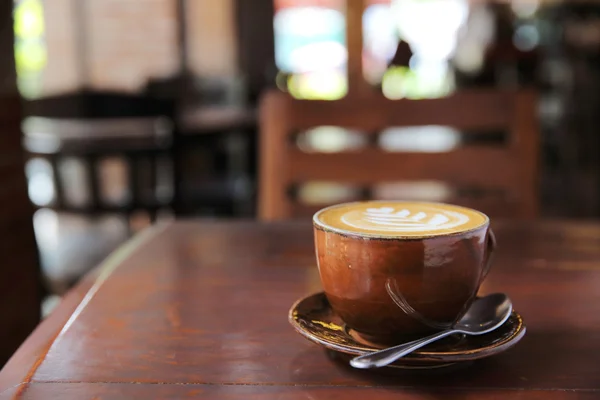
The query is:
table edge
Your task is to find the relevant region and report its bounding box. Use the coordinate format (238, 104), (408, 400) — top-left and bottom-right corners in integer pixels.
(0, 222), (171, 395)
(1, 381), (599, 397)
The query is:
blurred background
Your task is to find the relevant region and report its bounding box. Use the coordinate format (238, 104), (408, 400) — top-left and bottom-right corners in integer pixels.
(0, 0), (599, 365)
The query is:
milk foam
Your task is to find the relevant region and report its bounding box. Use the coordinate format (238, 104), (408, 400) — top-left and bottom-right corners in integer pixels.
(315, 201), (488, 237)
(342, 206), (470, 233)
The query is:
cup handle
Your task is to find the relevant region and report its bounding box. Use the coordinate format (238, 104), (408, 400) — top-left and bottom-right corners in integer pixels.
(480, 228), (496, 284)
(387, 229), (496, 330)
(386, 279), (451, 331)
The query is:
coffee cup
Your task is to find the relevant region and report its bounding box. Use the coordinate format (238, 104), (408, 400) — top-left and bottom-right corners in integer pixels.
(313, 201), (495, 344)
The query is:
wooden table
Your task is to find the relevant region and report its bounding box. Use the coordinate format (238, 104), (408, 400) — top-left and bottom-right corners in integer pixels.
(178, 105), (256, 133)
(1, 220), (599, 398)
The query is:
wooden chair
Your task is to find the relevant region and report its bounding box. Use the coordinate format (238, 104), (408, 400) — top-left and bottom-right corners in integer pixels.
(22, 115), (176, 228)
(258, 89), (539, 220)
(22, 91), (179, 228)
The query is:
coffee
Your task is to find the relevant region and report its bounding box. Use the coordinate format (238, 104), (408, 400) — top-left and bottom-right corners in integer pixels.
(315, 201), (487, 238)
(313, 201), (495, 343)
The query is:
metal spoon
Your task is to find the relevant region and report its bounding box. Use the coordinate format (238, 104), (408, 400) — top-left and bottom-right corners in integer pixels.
(349, 293), (513, 369)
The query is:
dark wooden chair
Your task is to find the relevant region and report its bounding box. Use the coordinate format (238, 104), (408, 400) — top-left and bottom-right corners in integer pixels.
(258, 89), (539, 220)
(22, 93), (178, 229)
(23, 115), (175, 227)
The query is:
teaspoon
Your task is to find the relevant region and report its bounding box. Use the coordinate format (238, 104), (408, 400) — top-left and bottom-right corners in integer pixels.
(350, 293), (513, 369)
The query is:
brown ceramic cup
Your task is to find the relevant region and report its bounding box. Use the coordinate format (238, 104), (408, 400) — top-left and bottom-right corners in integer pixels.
(313, 201), (496, 344)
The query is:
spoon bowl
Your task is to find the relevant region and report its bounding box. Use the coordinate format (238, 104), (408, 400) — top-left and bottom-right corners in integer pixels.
(453, 293), (513, 334)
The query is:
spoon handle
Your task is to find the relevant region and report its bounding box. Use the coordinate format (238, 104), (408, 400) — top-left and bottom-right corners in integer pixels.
(349, 329), (458, 369)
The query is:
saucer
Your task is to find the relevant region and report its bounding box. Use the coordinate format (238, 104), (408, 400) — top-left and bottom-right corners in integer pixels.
(288, 292), (526, 370)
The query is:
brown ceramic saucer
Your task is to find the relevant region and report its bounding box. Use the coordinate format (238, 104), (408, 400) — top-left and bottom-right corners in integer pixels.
(289, 292), (526, 370)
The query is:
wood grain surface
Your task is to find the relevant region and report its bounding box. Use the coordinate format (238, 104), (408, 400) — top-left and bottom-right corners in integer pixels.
(1, 220), (599, 399)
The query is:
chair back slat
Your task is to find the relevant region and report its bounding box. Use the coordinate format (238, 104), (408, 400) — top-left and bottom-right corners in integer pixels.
(286, 91), (514, 132)
(288, 148), (517, 187)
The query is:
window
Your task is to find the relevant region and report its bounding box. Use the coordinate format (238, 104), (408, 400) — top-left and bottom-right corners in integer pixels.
(274, 0), (347, 100)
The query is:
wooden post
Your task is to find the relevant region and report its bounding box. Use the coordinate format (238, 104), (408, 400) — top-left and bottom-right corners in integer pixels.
(0, 0), (42, 365)
(513, 89), (540, 219)
(258, 91), (291, 220)
(346, 0), (369, 97)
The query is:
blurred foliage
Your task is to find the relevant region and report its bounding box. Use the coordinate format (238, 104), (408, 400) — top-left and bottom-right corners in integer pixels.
(14, 0), (47, 99)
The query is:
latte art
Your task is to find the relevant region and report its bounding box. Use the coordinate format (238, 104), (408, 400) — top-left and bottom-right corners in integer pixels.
(315, 201), (488, 238)
(342, 206), (470, 233)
